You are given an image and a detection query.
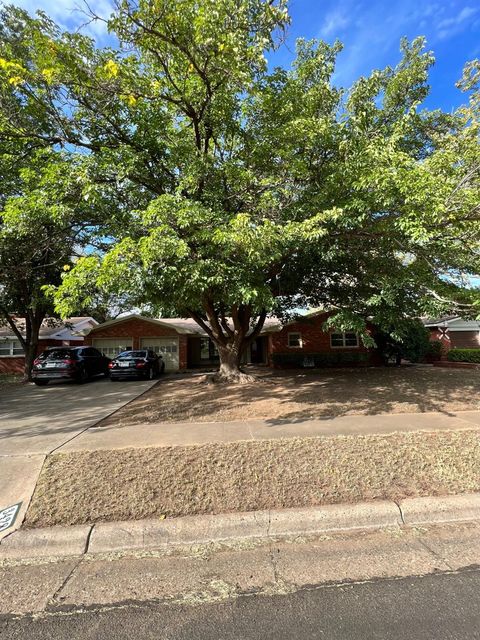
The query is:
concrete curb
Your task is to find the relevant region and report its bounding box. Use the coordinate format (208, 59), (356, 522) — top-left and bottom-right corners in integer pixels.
(0, 524), (92, 560)
(399, 493), (480, 525)
(1, 494), (479, 561)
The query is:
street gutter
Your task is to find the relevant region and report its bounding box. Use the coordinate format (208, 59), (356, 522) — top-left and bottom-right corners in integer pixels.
(1, 493), (479, 563)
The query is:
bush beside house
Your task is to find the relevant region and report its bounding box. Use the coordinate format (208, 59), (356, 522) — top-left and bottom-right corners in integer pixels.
(271, 351), (369, 368)
(425, 340), (444, 362)
(423, 317), (480, 358)
(447, 348), (480, 364)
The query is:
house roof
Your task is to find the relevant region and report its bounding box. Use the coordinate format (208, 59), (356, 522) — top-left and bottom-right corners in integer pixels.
(0, 316), (97, 341)
(422, 315), (460, 327)
(85, 310), (325, 337)
(260, 308), (327, 333)
(157, 316), (282, 335)
(423, 316), (480, 331)
(86, 313), (284, 336)
(85, 314), (205, 336)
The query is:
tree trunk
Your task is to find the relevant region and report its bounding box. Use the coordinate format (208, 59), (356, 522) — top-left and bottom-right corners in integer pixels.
(188, 303), (267, 384)
(22, 311), (43, 382)
(23, 341), (38, 382)
(214, 343), (255, 383)
(1, 307), (45, 382)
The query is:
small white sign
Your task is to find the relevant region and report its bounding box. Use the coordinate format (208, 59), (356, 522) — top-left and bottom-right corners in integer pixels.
(0, 502), (21, 533)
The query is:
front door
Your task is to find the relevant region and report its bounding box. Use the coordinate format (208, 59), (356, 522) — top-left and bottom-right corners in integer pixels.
(250, 337), (265, 364)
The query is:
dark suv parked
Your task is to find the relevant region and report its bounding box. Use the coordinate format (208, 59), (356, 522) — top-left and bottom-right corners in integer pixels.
(109, 350), (164, 380)
(32, 347), (110, 385)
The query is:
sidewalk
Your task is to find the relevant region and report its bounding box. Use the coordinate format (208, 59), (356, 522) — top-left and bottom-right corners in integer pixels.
(2, 408), (479, 540)
(58, 409), (480, 452)
(0, 378), (158, 541)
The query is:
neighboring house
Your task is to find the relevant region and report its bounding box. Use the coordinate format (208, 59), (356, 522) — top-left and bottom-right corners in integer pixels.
(83, 311), (381, 371)
(0, 317), (98, 374)
(423, 316), (480, 353)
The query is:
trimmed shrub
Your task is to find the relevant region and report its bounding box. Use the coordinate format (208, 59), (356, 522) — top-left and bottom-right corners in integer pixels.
(447, 349), (480, 364)
(426, 340), (444, 360)
(271, 351), (369, 368)
(374, 320), (431, 364)
(399, 322), (432, 363)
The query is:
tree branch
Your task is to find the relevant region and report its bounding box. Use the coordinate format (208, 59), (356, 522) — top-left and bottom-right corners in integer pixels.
(0, 308), (27, 350)
(245, 308), (268, 344)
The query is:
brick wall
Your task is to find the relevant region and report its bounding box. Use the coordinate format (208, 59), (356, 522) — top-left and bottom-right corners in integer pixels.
(268, 312), (379, 368)
(0, 357), (24, 375)
(85, 318), (188, 369)
(450, 331), (480, 349)
(427, 328), (480, 356)
(428, 327), (449, 347)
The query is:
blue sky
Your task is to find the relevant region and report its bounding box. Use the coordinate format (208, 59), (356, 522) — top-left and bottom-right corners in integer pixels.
(273, 0), (480, 111)
(9, 0), (480, 111)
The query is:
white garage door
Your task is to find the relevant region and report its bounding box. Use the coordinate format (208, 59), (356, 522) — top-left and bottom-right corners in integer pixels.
(140, 337), (179, 371)
(92, 338), (133, 357)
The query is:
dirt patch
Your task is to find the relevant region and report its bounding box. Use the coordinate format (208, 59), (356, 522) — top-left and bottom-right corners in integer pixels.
(25, 429), (480, 528)
(98, 366), (480, 427)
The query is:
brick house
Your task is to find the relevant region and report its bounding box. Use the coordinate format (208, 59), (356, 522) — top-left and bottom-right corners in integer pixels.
(83, 315), (194, 371)
(0, 317), (97, 374)
(84, 311), (381, 371)
(423, 316), (480, 355)
(263, 311), (380, 368)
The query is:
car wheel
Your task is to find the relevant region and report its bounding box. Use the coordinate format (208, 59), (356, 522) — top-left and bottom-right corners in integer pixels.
(77, 368), (88, 384)
(161, 363), (165, 374)
(110, 376), (118, 382)
(34, 380), (49, 386)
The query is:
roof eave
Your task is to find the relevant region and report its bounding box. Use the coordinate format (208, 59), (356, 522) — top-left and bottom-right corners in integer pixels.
(86, 313), (198, 336)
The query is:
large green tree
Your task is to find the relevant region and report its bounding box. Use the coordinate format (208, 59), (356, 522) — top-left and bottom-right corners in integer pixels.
(0, 1), (478, 380)
(0, 145), (126, 378)
(0, 150), (80, 378)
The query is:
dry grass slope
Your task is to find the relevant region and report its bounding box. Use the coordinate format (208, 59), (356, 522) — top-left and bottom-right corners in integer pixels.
(25, 429), (480, 528)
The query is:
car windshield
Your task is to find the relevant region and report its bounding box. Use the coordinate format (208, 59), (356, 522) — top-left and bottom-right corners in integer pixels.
(117, 351), (147, 359)
(40, 349), (76, 360)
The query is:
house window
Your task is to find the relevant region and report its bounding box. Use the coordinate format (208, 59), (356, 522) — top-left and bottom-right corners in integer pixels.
(200, 338), (219, 360)
(330, 332), (359, 348)
(288, 332), (302, 348)
(200, 338), (210, 360)
(0, 339), (24, 357)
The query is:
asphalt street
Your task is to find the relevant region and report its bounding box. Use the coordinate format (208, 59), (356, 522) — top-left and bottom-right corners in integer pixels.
(2, 567), (480, 640)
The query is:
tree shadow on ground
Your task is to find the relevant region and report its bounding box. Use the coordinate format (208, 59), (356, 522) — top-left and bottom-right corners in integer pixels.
(97, 365), (480, 428)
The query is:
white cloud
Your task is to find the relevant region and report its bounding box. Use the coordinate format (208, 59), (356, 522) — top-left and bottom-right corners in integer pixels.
(310, 1), (479, 87)
(319, 9), (351, 39)
(436, 5), (479, 39)
(437, 5), (478, 29)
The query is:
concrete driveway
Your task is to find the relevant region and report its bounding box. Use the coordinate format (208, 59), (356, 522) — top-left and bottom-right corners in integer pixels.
(0, 377), (159, 539)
